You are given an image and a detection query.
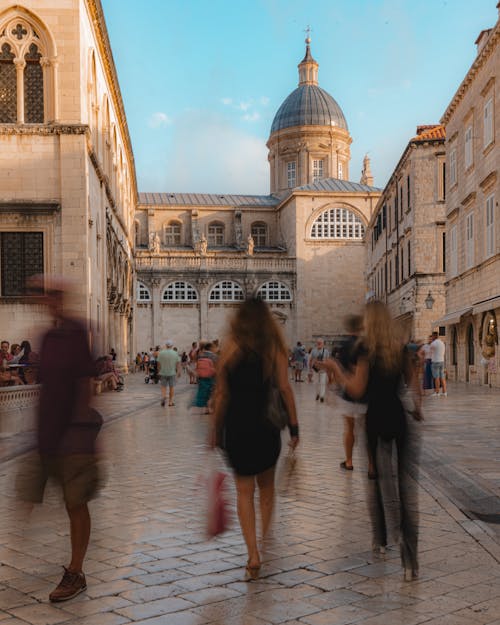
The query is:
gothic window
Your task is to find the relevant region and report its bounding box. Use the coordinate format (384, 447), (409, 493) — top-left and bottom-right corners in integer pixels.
(251, 222), (267, 247)
(24, 43), (43, 122)
(136, 281), (151, 302)
(208, 222), (225, 247)
(0, 43), (16, 123)
(0, 15), (54, 123)
(209, 280), (244, 302)
(257, 281), (292, 302)
(164, 221), (182, 246)
(310, 208), (365, 239)
(0, 232), (44, 296)
(162, 281), (198, 302)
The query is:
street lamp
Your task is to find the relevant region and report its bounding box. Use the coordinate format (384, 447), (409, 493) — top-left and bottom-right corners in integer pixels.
(425, 292), (435, 309)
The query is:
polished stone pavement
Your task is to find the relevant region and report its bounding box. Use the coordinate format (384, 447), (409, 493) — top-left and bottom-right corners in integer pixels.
(1, 373), (500, 624)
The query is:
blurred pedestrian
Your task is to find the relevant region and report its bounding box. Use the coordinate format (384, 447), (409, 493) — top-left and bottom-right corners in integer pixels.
(335, 314), (367, 471)
(291, 341), (306, 382)
(194, 342), (217, 413)
(322, 301), (422, 581)
(419, 335), (433, 394)
(212, 298), (299, 580)
(157, 340), (181, 406)
(311, 338), (329, 402)
(27, 277), (101, 602)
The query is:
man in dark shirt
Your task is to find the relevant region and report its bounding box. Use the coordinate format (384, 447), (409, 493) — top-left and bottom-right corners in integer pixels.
(36, 279), (98, 602)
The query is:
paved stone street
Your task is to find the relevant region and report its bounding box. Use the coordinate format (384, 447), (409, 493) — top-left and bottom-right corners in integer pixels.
(1, 373), (500, 624)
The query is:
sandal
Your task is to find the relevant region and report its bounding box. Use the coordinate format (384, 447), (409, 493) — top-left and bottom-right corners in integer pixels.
(244, 561), (261, 581)
(168, 402), (175, 407)
(340, 461), (353, 471)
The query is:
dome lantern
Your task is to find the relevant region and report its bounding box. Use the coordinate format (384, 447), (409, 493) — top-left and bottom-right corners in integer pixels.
(298, 37), (319, 86)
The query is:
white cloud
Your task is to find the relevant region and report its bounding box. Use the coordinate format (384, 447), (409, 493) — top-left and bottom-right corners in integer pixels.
(148, 112), (172, 128)
(243, 111), (260, 122)
(162, 110), (269, 194)
(221, 97), (233, 106)
(237, 100), (252, 112)
(260, 96), (270, 106)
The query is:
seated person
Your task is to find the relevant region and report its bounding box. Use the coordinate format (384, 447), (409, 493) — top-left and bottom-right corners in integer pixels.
(95, 356), (121, 391)
(1, 340), (13, 363)
(10, 343), (23, 364)
(0, 360), (23, 386)
(19, 340), (40, 385)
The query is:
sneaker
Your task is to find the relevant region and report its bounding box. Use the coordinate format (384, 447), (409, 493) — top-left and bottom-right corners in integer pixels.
(49, 567), (86, 603)
(432, 393), (440, 397)
(161, 399), (165, 407)
(441, 392), (447, 397)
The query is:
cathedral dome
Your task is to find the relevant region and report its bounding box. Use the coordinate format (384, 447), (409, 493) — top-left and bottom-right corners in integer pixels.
(270, 84), (348, 133)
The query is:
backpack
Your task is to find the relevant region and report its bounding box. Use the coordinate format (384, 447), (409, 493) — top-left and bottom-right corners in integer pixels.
(197, 355), (216, 378)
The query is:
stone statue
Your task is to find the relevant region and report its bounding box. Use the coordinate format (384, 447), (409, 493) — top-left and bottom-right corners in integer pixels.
(482, 318), (498, 360)
(246, 234), (254, 256)
(153, 232), (161, 254)
(199, 233), (208, 256)
(148, 231), (155, 252)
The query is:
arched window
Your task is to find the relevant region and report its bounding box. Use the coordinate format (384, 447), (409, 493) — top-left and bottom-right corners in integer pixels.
(0, 13), (55, 123)
(164, 221), (182, 246)
(208, 222), (225, 247)
(251, 222), (268, 247)
(162, 281), (198, 302)
(467, 324), (475, 366)
(209, 280), (244, 302)
(137, 281), (151, 302)
(0, 43), (16, 123)
(310, 208), (365, 239)
(257, 281), (292, 302)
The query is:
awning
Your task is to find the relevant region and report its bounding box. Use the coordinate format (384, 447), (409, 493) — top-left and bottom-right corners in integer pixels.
(433, 307), (473, 326)
(472, 295), (500, 315)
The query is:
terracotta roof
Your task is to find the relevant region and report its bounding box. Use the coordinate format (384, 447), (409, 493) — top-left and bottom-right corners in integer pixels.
(411, 124), (445, 142)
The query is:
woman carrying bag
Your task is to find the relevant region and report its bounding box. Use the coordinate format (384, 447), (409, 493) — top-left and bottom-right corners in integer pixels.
(212, 298), (299, 580)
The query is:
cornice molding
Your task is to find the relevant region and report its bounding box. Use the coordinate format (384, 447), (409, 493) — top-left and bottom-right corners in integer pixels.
(0, 124), (87, 136)
(85, 0), (138, 203)
(441, 21), (500, 125)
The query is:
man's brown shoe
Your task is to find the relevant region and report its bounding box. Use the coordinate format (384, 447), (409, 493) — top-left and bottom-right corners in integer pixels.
(49, 567), (87, 602)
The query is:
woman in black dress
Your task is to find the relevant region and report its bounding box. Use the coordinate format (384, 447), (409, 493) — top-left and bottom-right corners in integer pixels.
(321, 301), (422, 581)
(212, 298), (299, 579)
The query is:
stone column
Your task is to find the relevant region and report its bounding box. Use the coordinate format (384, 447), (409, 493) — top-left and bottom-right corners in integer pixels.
(198, 278), (209, 340)
(14, 58), (25, 124)
(151, 278), (161, 348)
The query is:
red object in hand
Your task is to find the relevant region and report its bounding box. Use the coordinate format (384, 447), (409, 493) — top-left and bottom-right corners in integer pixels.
(206, 470), (229, 537)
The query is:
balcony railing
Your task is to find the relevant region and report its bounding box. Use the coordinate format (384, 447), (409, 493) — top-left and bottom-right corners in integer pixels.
(135, 254), (296, 273)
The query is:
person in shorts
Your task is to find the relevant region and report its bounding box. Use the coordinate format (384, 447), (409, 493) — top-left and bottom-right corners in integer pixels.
(157, 340), (181, 406)
(430, 331), (447, 397)
(19, 277), (100, 603)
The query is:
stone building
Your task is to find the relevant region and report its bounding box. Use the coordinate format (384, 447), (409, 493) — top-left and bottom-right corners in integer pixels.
(437, 6), (499, 387)
(134, 39), (380, 350)
(365, 125), (447, 342)
(0, 0), (136, 366)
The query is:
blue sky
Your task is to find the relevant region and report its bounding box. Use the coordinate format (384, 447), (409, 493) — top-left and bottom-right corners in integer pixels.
(101, 0), (497, 195)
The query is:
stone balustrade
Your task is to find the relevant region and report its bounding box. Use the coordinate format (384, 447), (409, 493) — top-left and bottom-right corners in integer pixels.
(0, 384), (40, 435)
(135, 254), (296, 273)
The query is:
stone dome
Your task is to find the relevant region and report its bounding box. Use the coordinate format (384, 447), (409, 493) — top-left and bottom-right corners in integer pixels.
(270, 84), (348, 133)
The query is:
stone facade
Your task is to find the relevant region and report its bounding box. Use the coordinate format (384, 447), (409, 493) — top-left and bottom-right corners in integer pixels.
(439, 7), (500, 387)
(366, 125), (447, 343)
(0, 0), (135, 367)
(134, 42), (380, 352)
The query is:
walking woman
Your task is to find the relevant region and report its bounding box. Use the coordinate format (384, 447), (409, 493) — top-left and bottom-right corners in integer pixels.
(212, 298), (299, 580)
(321, 301), (422, 581)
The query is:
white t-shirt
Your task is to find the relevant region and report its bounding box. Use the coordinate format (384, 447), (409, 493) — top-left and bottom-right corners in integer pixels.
(421, 343), (431, 359)
(430, 338), (445, 362)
